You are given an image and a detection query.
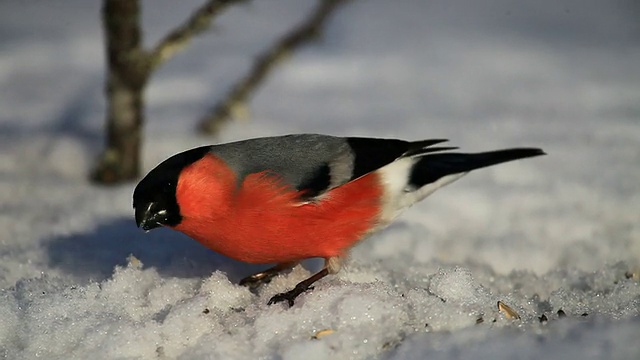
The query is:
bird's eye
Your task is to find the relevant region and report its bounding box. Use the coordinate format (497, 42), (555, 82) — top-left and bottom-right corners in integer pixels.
(162, 181), (173, 194)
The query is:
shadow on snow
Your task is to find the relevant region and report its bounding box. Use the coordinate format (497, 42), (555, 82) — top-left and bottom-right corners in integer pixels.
(45, 217), (269, 284)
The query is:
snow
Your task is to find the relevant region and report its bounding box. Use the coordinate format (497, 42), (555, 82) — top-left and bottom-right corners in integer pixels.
(1, 0), (639, 359)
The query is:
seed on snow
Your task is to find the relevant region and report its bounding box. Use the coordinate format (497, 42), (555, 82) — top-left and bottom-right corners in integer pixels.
(497, 301), (521, 320)
(311, 329), (335, 339)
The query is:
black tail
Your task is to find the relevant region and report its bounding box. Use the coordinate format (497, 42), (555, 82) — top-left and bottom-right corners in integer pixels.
(409, 148), (545, 189)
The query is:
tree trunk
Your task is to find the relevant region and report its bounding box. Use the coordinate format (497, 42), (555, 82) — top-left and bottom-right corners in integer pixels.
(92, 0), (149, 184)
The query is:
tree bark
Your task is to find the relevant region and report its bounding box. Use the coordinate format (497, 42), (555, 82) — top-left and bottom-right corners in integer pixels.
(93, 0), (149, 183)
(92, 0), (247, 184)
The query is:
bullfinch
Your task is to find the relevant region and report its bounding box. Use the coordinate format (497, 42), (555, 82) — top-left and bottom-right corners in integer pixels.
(133, 134), (544, 306)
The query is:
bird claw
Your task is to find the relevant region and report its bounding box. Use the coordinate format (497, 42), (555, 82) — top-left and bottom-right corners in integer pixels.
(239, 274), (273, 289)
(267, 286), (315, 307)
(267, 292), (296, 307)
(239, 263), (298, 291)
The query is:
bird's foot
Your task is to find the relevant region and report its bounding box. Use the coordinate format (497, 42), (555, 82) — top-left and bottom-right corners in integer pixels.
(267, 267), (329, 307)
(267, 285), (314, 307)
(239, 262), (298, 292)
(239, 272), (277, 290)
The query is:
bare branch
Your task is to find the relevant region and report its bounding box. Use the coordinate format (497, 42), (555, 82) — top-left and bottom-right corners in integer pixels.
(198, 0), (351, 135)
(149, 0), (250, 71)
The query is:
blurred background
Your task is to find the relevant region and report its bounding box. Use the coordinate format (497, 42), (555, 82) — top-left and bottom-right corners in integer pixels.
(0, 0), (639, 358)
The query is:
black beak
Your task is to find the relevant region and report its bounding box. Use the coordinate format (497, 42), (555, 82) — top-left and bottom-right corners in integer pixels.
(135, 202), (165, 231)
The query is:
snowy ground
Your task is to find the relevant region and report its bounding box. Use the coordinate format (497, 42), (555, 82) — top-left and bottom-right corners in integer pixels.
(1, 0), (639, 359)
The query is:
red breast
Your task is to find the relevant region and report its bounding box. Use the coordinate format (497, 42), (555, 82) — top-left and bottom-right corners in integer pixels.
(172, 154), (383, 264)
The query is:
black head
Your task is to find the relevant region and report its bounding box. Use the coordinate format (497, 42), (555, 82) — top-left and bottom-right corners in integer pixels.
(133, 146), (210, 231)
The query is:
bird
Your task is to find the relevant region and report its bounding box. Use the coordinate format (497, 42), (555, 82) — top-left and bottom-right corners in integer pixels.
(133, 134), (544, 306)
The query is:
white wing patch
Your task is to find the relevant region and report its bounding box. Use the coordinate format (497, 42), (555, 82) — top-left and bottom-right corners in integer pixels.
(376, 157), (467, 225)
(402, 172), (467, 207)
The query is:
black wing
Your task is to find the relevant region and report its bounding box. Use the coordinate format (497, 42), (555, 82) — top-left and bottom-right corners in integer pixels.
(345, 137), (451, 181)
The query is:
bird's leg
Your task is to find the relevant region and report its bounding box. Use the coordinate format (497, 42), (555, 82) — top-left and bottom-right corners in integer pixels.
(268, 268), (329, 307)
(267, 256), (342, 307)
(239, 262), (298, 290)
